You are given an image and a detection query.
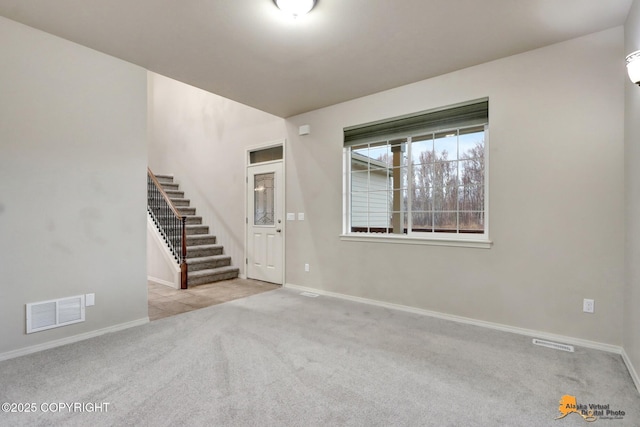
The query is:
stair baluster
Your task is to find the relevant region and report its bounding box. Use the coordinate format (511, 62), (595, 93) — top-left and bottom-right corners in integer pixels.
(147, 168), (188, 289)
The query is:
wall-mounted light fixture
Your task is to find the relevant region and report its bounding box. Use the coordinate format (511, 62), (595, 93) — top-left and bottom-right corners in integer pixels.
(626, 50), (640, 86)
(274, 0), (316, 17)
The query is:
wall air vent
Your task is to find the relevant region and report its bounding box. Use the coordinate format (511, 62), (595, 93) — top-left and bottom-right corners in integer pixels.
(26, 295), (85, 334)
(532, 338), (574, 352)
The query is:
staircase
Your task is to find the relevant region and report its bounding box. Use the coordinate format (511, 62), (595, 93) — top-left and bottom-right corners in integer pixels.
(153, 174), (239, 287)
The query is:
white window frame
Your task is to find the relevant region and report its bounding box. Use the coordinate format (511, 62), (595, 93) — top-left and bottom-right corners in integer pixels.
(341, 118), (491, 249)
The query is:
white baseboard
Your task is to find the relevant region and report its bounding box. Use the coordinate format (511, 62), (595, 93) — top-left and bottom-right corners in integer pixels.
(0, 318), (149, 362)
(622, 349), (640, 394)
(284, 283), (623, 355)
(148, 276), (178, 289)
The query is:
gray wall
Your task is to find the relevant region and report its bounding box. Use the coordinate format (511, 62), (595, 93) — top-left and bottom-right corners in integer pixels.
(625, 0), (640, 386)
(147, 73), (286, 277)
(0, 17), (148, 355)
(284, 28), (625, 345)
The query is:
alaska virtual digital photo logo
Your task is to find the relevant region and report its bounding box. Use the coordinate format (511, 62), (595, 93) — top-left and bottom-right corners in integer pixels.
(556, 395), (626, 422)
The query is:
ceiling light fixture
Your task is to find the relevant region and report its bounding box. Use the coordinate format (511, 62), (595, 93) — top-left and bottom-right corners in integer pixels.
(626, 50), (640, 86)
(274, 0), (316, 17)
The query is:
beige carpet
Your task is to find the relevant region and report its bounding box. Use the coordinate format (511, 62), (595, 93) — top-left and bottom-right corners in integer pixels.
(1, 288), (638, 426)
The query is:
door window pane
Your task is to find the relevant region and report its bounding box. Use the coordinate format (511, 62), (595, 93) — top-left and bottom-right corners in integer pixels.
(254, 173), (275, 225)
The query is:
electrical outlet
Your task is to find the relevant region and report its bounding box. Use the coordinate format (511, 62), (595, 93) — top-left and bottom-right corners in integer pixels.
(583, 298), (594, 313)
(304, 263), (310, 272)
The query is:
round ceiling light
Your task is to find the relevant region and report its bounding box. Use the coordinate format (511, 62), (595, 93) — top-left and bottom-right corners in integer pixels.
(274, 0), (316, 17)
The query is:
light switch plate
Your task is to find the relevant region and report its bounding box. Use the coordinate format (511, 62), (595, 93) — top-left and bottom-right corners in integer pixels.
(287, 213), (296, 221)
(298, 213), (305, 221)
(85, 293), (95, 307)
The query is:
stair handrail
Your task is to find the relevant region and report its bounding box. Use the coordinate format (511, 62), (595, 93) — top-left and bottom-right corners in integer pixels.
(147, 168), (188, 289)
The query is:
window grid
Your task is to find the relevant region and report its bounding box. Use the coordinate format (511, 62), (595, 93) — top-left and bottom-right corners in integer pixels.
(347, 124), (486, 236)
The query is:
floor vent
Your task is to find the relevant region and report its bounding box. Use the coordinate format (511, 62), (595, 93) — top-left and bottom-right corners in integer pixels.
(532, 338), (574, 352)
(26, 295), (85, 334)
(300, 292), (319, 298)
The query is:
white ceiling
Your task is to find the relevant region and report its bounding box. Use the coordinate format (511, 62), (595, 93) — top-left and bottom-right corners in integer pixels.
(0, 0), (632, 117)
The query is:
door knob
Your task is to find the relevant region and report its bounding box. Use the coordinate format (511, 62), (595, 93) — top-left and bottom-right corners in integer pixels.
(276, 229), (282, 233)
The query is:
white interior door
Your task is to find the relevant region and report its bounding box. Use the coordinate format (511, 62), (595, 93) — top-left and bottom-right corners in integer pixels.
(247, 161), (283, 284)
